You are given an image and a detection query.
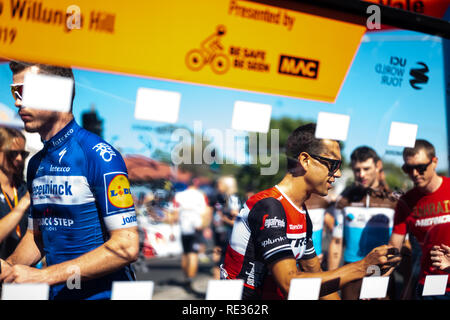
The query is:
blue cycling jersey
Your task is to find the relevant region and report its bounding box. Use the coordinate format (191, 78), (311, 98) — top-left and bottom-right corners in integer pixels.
(27, 119), (137, 300)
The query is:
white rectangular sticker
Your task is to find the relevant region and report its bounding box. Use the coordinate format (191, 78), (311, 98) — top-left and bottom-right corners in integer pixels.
(231, 100), (272, 133)
(1, 283), (49, 300)
(206, 279), (244, 300)
(111, 281), (154, 300)
(359, 276), (390, 299)
(288, 278), (322, 300)
(315, 112), (350, 141)
(387, 121), (418, 148)
(134, 87), (181, 123)
(422, 274), (448, 296)
(22, 73), (73, 113)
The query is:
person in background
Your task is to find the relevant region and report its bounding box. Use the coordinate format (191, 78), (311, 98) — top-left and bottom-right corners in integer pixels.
(328, 146), (398, 299)
(172, 178), (211, 293)
(389, 139), (450, 300)
(211, 176), (241, 279)
(0, 127), (30, 254)
(304, 193), (334, 268)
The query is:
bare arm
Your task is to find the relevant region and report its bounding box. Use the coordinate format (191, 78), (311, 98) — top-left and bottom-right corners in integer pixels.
(44, 227), (139, 284)
(389, 232), (406, 251)
(299, 256), (341, 300)
(6, 228), (43, 266)
(1, 227), (139, 284)
(0, 228), (44, 281)
(0, 193), (30, 243)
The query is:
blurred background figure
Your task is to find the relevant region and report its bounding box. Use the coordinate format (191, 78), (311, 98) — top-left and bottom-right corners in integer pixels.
(211, 176), (242, 279)
(0, 127), (30, 255)
(304, 193), (335, 270)
(328, 146), (399, 299)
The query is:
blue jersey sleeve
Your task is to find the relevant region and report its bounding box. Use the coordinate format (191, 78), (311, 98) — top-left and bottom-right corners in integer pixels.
(82, 134), (137, 231)
(26, 151), (42, 232)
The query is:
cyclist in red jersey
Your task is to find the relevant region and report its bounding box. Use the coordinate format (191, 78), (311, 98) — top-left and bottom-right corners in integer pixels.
(221, 123), (400, 300)
(389, 139), (450, 300)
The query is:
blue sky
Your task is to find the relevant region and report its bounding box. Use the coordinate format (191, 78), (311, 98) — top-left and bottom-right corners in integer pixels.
(0, 29), (448, 172)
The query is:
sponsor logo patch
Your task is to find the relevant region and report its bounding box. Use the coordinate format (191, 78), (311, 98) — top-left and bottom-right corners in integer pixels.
(105, 173), (134, 212)
(93, 142), (117, 162)
(260, 214), (285, 230)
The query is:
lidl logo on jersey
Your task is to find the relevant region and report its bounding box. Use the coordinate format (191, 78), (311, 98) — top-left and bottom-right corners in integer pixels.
(105, 172), (134, 214)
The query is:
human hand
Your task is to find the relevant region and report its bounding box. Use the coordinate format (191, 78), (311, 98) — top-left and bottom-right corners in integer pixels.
(363, 245), (401, 277)
(0, 264), (47, 283)
(430, 244), (450, 271)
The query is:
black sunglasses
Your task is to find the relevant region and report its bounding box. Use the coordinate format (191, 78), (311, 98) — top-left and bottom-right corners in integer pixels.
(10, 83), (24, 101)
(3, 149), (30, 159)
(402, 159), (433, 175)
(309, 154), (342, 176)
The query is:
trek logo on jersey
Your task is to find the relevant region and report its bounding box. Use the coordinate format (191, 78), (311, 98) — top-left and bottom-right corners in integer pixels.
(105, 172), (134, 214)
(93, 143), (117, 162)
(260, 214), (285, 230)
(290, 237), (308, 248)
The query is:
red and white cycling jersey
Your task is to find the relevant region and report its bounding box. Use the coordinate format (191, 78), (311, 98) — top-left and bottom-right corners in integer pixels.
(221, 185), (316, 300)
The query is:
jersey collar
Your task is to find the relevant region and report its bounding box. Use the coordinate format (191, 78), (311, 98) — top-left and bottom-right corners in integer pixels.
(274, 185), (306, 214)
(43, 119), (79, 151)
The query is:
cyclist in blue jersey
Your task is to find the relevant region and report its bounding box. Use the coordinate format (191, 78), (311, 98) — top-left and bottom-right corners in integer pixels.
(328, 146), (398, 299)
(0, 62), (139, 300)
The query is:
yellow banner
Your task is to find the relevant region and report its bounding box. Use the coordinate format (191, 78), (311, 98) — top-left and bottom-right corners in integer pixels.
(0, 0), (365, 102)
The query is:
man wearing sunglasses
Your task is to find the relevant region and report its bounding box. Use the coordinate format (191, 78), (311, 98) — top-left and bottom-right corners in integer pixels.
(221, 123), (400, 300)
(0, 61), (139, 300)
(389, 139), (450, 300)
(0, 127), (30, 257)
(328, 146), (399, 299)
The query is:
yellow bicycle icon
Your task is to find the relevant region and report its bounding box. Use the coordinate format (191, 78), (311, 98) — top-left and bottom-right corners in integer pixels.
(185, 25), (230, 75)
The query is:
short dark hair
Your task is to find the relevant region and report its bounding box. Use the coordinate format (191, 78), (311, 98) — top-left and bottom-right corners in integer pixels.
(286, 123), (326, 171)
(403, 139), (435, 160)
(9, 60), (75, 109)
(350, 146), (380, 166)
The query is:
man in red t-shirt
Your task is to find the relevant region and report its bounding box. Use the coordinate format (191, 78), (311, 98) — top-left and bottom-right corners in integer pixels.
(389, 139), (450, 300)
